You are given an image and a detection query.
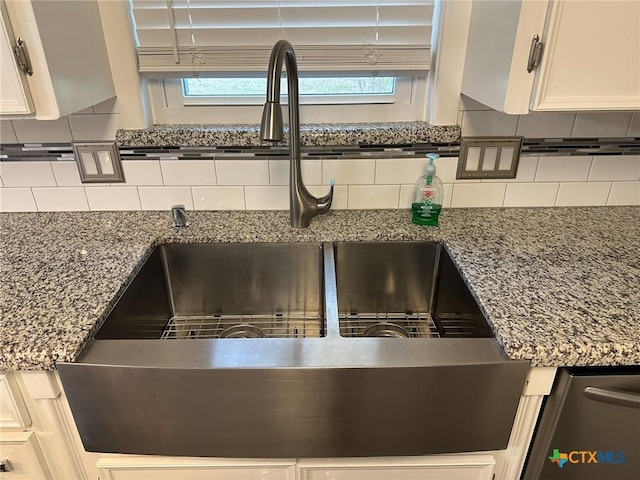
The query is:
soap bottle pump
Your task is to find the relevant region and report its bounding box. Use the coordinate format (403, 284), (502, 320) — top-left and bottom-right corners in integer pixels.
(411, 153), (443, 226)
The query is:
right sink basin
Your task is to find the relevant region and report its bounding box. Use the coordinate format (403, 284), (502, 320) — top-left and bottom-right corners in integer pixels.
(334, 241), (493, 339)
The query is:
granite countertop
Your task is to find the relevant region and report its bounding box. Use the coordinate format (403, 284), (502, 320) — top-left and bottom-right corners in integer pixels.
(1, 207), (639, 371)
(116, 122), (460, 147)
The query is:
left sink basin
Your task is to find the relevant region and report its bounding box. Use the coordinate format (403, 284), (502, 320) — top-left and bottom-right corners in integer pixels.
(96, 242), (326, 339)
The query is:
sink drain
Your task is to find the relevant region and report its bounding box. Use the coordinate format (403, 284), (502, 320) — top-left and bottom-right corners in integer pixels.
(219, 324), (266, 339)
(362, 322), (411, 338)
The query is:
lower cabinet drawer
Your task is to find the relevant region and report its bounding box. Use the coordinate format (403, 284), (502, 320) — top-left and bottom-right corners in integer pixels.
(96, 457), (297, 480)
(297, 455), (496, 480)
(0, 431), (51, 480)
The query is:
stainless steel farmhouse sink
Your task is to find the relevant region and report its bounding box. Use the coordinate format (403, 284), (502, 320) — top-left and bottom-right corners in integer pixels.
(58, 241), (529, 459)
(94, 243), (326, 340)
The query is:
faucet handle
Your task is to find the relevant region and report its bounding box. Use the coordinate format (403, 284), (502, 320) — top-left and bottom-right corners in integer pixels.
(171, 205), (190, 229)
(317, 179), (334, 214)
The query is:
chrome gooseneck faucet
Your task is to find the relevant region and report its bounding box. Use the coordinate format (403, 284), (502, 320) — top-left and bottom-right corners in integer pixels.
(260, 40), (334, 228)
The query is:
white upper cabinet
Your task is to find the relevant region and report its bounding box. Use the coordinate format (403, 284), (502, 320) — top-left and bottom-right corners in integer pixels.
(461, 0), (640, 114)
(0, 4), (32, 115)
(0, 0), (115, 120)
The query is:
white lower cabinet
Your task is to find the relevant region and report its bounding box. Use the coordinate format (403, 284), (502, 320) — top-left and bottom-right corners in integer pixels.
(91, 455), (496, 480)
(0, 431), (51, 480)
(297, 456), (495, 480)
(95, 457), (296, 480)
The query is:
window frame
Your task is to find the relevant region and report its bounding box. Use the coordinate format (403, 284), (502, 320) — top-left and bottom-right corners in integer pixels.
(175, 77), (405, 106)
(150, 76), (428, 124)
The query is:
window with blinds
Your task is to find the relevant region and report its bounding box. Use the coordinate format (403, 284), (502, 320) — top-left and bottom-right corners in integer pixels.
(130, 0), (435, 75)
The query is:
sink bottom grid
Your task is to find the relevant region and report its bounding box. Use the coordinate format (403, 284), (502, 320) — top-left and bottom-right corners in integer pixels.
(339, 312), (486, 338)
(161, 313), (324, 339)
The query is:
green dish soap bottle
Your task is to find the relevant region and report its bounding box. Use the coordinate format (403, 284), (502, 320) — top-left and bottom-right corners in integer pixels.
(411, 153), (443, 226)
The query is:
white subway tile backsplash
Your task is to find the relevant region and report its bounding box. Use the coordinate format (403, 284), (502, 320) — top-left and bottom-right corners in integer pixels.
(516, 112), (576, 138)
(348, 185), (400, 209)
(51, 161), (82, 186)
(1, 121), (17, 144)
(0, 188), (37, 212)
(375, 157), (459, 185)
(0, 162), (56, 187)
(607, 182), (640, 206)
(269, 160), (322, 186)
(483, 156), (539, 183)
(161, 160), (216, 185)
(572, 112), (633, 138)
(461, 111), (519, 137)
(323, 159), (375, 185)
(555, 182), (611, 206)
(443, 183), (454, 208)
(122, 160), (163, 185)
(435, 157), (460, 183)
(138, 186), (193, 210)
(536, 156), (592, 182)
(589, 155), (640, 181)
(244, 186), (288, 210)
(451, 183), (507, 208)
(504, 183), (559, 207)
(216, 160), (269, 186)
(375, 158), (426, 184)
(399, 184), (416, 209)
(12, 118), (72, 143)
(192, 186), (245, 210)
(69, 114), (121, 141)
(308, 185), (349, 209)
(32, 187), (89, 211)
(628, 113), (640, 137)
(85, 186), (141, 211)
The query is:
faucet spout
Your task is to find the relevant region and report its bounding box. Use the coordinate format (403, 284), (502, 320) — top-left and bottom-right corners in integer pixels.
(259, 40), (333, 228)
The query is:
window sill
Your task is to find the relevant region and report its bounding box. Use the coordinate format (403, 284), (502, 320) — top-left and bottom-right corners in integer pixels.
(115, 122), (460, 148)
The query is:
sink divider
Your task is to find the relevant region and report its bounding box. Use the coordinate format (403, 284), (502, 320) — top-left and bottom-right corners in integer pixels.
(322, 242), (340, 338)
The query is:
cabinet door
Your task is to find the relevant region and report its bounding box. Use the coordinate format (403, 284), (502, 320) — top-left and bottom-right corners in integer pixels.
(531, 0), (640, 111)
(462, 0), (549, 114)
(0, 4), (32, 115)
(96, 457), (296, 480)
(0, 374), (30, 429)
(0, 432), (51, 480)
(298, 455), (495, 480)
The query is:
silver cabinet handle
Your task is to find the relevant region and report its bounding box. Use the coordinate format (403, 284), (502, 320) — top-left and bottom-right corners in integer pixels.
(0, 459), (10, 472)
(583, 386), (640, 409)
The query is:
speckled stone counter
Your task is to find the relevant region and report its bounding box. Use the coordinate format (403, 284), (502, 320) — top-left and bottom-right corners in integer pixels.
(1, 207), (639, 370)
(116, 122), (460, 147)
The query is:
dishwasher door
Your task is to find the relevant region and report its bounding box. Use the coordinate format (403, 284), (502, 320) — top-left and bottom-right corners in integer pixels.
(524, 367), (640, 480)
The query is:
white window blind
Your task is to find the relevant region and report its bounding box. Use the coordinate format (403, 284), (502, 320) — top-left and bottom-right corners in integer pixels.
(131, 0), (434, 75)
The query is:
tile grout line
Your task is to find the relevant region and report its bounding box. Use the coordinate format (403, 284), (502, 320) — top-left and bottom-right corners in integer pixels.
(29, 187), (40, 212)
(82, 185), (91, 211)
(553, 181), (562, 206)
(501, 181), (509, 207)
(586, 155), (595, 182)
(605, 182), (615, 206)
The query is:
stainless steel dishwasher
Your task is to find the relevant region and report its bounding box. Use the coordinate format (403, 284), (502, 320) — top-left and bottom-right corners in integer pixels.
(523, 367), (640, 480)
